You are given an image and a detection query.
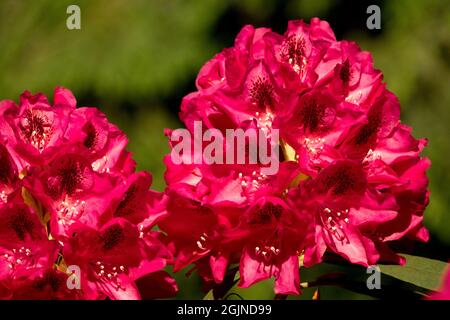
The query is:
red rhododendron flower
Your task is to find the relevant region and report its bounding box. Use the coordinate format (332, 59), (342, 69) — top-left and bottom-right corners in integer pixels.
(159, 18), (430, 295)
(0, 88), (176, 300)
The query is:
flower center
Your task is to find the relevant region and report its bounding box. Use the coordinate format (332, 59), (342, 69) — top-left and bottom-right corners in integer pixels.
(252, 230), (285, 276)
(20, 109), (52, 151)
(254, 244), (280, 262)
(281, 35), (307, 74)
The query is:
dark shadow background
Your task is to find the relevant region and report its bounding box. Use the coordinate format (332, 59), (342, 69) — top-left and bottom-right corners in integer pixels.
(0, 0), (448, 298)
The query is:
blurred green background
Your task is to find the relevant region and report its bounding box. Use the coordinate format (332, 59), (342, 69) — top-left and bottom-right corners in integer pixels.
(0, 0), (448, 299)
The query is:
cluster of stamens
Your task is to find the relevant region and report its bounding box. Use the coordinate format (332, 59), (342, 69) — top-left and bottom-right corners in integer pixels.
(250, 111), (274, 133)
(57, 197), (85, 225)
(321, 207), (350, 242)
(0, 190), (7, 203)
(138, 224), (145, 238)
(255, 244), (280, 260)
(195, 232), (210, 251)
(2, 246), (33, 270)
(94, 261), (126, 290)
(363, 149), (382, 163)
(304, 137), (325, 157)
(91, 156), (111, 173)
(238, 171), (268, 191)
(253, 237), (283, 279)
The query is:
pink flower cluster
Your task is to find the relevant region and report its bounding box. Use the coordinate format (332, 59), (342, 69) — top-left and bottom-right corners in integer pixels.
(0, 88), (176, 299)
(160, 19), (430, 295)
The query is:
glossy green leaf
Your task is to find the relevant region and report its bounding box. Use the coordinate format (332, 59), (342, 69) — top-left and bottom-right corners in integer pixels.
(379, 254), (447, 291)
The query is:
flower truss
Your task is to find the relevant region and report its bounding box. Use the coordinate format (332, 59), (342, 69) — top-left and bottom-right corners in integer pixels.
(0, 88), (176, 299)
(159, 18), (430, 295)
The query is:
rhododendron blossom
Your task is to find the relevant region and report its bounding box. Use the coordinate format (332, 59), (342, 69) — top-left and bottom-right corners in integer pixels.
(159, 18), (430, 295)
(0, 88), (176, 299)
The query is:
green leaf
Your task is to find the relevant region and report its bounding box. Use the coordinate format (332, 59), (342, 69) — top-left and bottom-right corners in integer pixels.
(203, 290), (214, 300)
(205, 255), (448, 300)
(379, 254), (447, 291)
(302, 259), (437, 299)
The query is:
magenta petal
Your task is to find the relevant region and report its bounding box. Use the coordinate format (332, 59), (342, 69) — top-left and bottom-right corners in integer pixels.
(274, 255), (300, 295)
(238, 248), (270, 288)
(210, 254), (229, 283)
(53, 86), (77, 109)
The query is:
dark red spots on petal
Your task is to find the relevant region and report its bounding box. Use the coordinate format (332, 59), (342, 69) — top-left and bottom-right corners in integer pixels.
(339, 59), (352, 84)
(249, 77), (275, 111)
(33, 270), (66, 292)
(83, 122), (98, 149)
(299, 100), (323, 133)
(101, 224), (125, 250)
(297, 97), (335, 134)
(56, 158), (85, 196)
(0, 145), (15, 185)
(326, 169), (356, 195)
(7, 207), (35, 241)
(354, 106), (382, 146)
(248, 202), (283, 225)
(354, 123), (377, 145)
(320, 162), (366, 197)
(115, 184), (139, 218)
